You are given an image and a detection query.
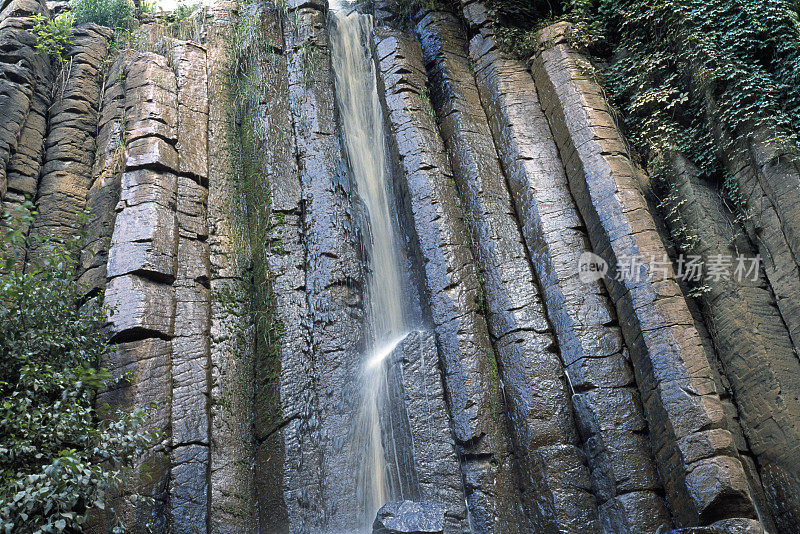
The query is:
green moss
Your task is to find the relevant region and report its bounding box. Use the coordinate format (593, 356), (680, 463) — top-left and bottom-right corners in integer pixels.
(227, 3), (286, 435)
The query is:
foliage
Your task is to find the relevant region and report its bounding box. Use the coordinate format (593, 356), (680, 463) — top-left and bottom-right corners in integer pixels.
(381, 0), (459, 32)
(139, 0), (157, 13)
(164, 2), (201, 23)
(571, 0), (800, 212)
(30, 13), (75, 62)
(0, 204), (154, 533)
(71, 0), (135, 31)
(487, 0), (565, 25)
(486, 0), (800, 223)
(484, 0), (568, 58)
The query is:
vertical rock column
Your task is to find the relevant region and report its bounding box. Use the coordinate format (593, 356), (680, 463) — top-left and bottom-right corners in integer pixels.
(284, 1), (365, 529)
(1, 17), (49, 238)
(28, 24), (112, 255)
(169, 39), (212, 533)
(0, 0), (49, 214)
(414, 10), (603, 533)
(461, 26), (670, 534)
(235, 3), (314, 531)
(101, 51), (180, 533)
(389, 331), (469, 533)
(205, 2), (258, 531)
(716, 123), (800, 357)
(376, 28), (530, 533)
(77, 50), (131, 296)
(661, 153), (800, 532)
(531, 23), (759, 529)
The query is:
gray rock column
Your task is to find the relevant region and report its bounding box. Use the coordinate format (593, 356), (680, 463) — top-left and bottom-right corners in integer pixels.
(77, 51), (131, 296)
(388, 331), (468, 533)
(462, 26), (670, 534)
(414, 10), (605, 533)
(169, 39), (212, 533)
(101, 50), (180, 534)
(205, 2), (258, 531)
(660, 152), (800, 533)
(715, 121), (800, 360)
(0, 0), (50, 208)
(376, 27), (530, 533)
(284, 1), (366, 529)
(28, 24), (112, 258)
(531, 23), (759, 528)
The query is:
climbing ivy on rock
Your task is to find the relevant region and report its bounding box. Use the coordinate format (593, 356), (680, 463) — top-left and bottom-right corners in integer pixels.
(583, 0), (800, 186)
(489, 0), (800, 230)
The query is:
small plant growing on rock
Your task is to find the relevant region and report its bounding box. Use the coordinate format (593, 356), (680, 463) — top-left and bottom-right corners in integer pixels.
(30, 13), (75, 62)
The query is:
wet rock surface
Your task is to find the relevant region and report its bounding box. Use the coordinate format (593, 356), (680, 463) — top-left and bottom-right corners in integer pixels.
(660, 153), (800, 532)
(464, 25), (669, 534)
(372, 500), (446, 534)
(376, 27), (530, 533)
(4, 2), (798, 533)
(531, 22), (759, 528)
(415, 11), (603, 533)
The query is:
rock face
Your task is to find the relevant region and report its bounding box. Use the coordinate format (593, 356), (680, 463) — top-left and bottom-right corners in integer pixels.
(372, 500), (446, 534)
(3, 1), (799, 533)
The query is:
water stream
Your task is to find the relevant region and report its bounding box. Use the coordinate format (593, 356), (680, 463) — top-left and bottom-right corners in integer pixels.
(329, 2), (408, 528)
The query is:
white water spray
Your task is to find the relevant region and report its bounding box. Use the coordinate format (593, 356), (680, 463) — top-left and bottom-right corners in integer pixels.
(329, 2), (408, 528)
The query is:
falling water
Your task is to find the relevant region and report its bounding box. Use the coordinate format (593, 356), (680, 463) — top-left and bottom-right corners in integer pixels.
(329, 1), (408, 528)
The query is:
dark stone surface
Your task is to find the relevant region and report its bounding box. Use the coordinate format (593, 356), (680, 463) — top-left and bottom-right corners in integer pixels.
(660, 152), (799, 532)
(373, 500), (446, 534)
(462, 17), (669, 534)
(388, 331), (468, 533)
(283, 1), (366, 530)
(376, 26), (530, 533)
(415, 11), (604, 533)
(531, 22), (758, 528)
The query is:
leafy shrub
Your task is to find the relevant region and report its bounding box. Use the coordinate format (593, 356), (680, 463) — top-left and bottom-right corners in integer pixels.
(487, 0), (566, 26)
(578, 0), (800, 189)
(0, 204), (153, 533)
(70, 0), (135, 31)
(30, 13), (75, 62)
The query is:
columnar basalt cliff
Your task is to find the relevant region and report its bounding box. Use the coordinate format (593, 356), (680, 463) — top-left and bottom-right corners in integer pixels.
(2, 0), (800, 532)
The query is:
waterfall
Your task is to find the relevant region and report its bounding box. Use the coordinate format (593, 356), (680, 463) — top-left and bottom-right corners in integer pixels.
(329, 2), (408, 529)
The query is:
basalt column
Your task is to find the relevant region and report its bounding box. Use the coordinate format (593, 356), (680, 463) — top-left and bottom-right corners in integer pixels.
(101, 51), (181, 533)
(28, 23), (112, 259)
(0, 0), (51, 244)
(414, 9), (605, 533)
(450, 8), (670, 531)
(0, 0), (51, 224)
(660, 153), (800, 532)
(169, 38), (212, 533)
(531, 23), (761, 530)
(229, 1), (315, 531)
(285, 0), (365, 529)
(205, 2), (258, 531)
(376, 27), (531, 533)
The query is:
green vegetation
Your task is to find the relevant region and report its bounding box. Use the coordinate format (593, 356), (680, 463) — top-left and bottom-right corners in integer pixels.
(487, 0), (800, 248)
(71, 0), (135, 31)
(228, 1), (286, 433)
(583, 0), (800, 187)
(381, 0), (459, 31)
(0, 205), (153, 533)
(30, 13), (75, 62)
